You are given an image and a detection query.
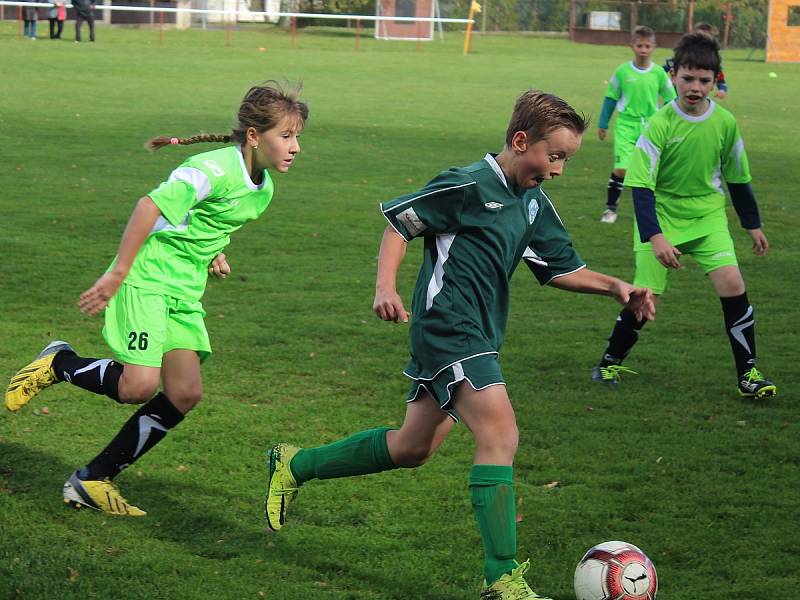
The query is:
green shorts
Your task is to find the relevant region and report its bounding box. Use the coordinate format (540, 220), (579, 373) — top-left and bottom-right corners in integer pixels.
(633, 229), (739, 294)
(406, 353), (505, 421)
(613, 118), (645, 170)
(103, 283), (212, 367)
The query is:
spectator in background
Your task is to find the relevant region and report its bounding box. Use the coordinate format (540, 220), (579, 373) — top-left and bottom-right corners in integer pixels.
(23, 0), (39, 40)
(73, 0), (96, 42)
(48, 0), (66, 39)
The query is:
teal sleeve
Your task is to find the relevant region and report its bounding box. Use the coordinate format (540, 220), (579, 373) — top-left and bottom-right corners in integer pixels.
(380, 170), (473, 241)
(598, 96), (617, 129)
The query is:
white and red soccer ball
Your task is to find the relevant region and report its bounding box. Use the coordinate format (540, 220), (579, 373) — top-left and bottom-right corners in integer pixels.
(574, 541), (658, 600)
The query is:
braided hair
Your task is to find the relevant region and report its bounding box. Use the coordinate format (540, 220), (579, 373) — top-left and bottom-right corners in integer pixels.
(147, 81), (309, 152)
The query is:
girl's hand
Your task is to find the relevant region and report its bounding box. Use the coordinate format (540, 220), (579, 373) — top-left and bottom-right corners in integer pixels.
(208, 253), (231, 278)
(78, 271), (124, 315)
(650, 233), (682, 269)
(598, 128), (607, 141)
(373, 288), (410, 323)
(747, 228), (769, 256)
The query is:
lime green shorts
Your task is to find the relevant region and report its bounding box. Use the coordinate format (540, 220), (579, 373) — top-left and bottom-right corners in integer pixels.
(613, 118), (645, 170)
(406, 353), (505, 421)
(103, 283), (212, 367)
(633, 229), (739, 295)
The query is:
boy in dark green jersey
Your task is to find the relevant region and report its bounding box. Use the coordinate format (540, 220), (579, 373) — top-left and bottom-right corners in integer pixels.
(599, 26), (676, 224)
(592, 33), (777, 399)
(6, 83), (309, 515)
(264, 91), (656, 599)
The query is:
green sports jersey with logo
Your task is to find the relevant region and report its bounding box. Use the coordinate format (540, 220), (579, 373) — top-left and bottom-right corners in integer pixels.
(120, 146), (274, 302)
(381, 154), (586, 380)
(606, 61), (676, 123)
(625, 99), (751, 246)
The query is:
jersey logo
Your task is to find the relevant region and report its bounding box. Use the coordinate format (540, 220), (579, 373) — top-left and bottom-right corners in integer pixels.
(203, 159), (225, 177)
(484, 201), (503, 210)
(396, 207), (427, 236)
(666, 136), (685, 146)
(527, 199), (539, 224)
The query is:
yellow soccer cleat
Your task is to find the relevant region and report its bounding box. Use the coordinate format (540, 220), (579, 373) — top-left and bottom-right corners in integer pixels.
(480, 560), (552, 600)
(62, 471), (146, 516)
(264, 443), (300, 532)
(6, 341), (74, 412)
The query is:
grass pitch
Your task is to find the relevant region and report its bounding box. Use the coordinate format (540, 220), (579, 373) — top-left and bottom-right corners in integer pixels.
(1, 22), (798, 599)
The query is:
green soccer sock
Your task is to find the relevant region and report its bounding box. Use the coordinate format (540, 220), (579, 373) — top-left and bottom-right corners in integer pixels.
(289, 427), (398, 485)
(470, 464), (517, 586)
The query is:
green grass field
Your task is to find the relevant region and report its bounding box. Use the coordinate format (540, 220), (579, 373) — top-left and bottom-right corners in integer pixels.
(1, 21), (798, 599)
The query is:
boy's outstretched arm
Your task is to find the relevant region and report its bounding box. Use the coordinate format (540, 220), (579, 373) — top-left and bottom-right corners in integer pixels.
(373, 226), (411, 323)
(548, 269), (656, 322)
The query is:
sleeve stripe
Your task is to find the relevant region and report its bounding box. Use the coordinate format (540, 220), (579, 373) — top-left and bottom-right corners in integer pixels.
(635, 135), (661, 179)
(544, 264), (587, 285)
(379, 207), (412, 242)
(380, 181), (476, 214)
(731, 138), (746, 172)
(169, 167), (212, 203)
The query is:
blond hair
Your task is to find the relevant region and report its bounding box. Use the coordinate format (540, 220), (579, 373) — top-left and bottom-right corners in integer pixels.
(505, 90), (587, 147)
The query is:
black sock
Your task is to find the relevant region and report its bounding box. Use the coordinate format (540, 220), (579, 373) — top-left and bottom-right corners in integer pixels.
(721, 293), (756, 377)
(81, 393), (185, 481)
(52, 350), (123, 401)
(606, 173), (624, 210)
(600, 308), (647, 366)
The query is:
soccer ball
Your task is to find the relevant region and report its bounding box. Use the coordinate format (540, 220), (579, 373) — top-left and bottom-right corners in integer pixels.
(574, 541), (658, 600)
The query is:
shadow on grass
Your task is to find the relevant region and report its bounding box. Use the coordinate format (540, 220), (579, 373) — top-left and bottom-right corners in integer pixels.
(0, 442), (488, 599)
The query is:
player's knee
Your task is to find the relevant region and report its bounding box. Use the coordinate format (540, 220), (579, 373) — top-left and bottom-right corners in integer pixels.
(478, 425), (519, 459)
(392, 443), (436, 468)
(167, 386), (203, 413)
(117, 380), (160, 404)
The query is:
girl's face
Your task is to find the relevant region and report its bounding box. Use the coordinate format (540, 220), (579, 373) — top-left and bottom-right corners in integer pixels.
(251, 114), (303, 173)
(671, 66), (716, 115)
(512, 127), (582, 189)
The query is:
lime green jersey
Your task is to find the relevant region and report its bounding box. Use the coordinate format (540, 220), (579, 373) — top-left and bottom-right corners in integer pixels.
(121, 146), (274, 302)
(626, 99), (751, 245)
(606, 61), (676, 122)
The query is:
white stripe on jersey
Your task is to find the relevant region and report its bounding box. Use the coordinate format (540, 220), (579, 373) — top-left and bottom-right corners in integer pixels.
(730, 137), (746, 172)
(522, 245), (547, 267)
(635, 135), (661, 179)
(380, 181), (476, 213)
(169, 167), (212, 202)
(426, 233), (456, 310)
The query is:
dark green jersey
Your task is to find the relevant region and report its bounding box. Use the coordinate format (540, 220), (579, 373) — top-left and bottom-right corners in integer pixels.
(381, 154), (585, 379)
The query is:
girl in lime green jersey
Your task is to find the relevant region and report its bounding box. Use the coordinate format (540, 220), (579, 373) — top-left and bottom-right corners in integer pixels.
(6, 82), (308, 516)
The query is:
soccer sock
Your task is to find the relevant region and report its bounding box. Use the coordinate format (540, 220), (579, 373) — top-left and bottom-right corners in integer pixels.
(81, 392), (184, 481)
(470, 464), (517, 586)
(606, 173), (625, 210)
(720, 293), (756, 376)
(52, 350), (123, 401)
(289, 427), (397, 485)
(600, 308), (647, 366)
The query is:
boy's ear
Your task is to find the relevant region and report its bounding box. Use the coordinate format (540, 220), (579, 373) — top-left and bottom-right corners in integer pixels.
(510, 130), (528, 153)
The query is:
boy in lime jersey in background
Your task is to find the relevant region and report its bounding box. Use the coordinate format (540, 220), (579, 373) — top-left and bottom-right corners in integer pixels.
(591, 33), (776, 399)
(599, 25), (676, 224)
